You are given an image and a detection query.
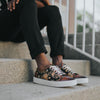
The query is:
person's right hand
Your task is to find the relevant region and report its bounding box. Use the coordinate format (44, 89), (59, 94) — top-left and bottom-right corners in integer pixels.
(7, 0), (20, 12)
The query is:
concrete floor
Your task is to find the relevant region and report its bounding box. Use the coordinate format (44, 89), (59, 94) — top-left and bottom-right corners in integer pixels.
(0, 76), (100, 100)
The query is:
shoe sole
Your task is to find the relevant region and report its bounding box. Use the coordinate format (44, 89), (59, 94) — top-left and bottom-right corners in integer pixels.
(33, 77), (77, 87)
(76, 78), (88, 84)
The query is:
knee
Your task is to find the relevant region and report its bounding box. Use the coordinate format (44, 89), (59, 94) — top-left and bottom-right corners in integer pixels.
(19, 0), (37, 24)
(47, 5), (61, 18)
(19, 0), (37, 16)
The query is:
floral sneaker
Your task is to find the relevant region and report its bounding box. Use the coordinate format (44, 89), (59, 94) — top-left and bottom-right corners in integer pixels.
(60, 63), (88, 84)
(33, 65), (77, 87)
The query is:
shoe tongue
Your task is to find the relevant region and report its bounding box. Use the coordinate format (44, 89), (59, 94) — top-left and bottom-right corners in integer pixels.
(50, 65), (57, 69)
(50, 65), (66, 75)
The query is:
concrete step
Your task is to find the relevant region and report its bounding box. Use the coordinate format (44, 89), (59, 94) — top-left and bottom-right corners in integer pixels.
(0, 76), (100, 100)
(0, 58), (34, 84)
(68, 32), (100, 45)
(50, 59), (90, 76)
(0, 42), (31, 59)
(76, 44), (100, 59)
(0, 42), (51, 60)
(64, 44), (100, 76)
(0, 58), (90, 84)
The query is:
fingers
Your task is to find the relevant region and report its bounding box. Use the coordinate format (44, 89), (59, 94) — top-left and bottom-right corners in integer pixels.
(7, 1), (13, 12)
(13, 1), (16, 10)
(16, 0), (20, 4)
(10, 2), (13, 12)
(7, 0), (20, 12)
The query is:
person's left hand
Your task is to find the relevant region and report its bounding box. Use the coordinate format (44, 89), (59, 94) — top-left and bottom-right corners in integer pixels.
(43, 0), (50, 5)
(35, 0), (45, 8)
(7, 0), (20, 12)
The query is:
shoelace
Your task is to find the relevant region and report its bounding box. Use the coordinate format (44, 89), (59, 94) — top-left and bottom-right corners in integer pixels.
(62, 64), (74, 74)
(50, 65), (65, 75)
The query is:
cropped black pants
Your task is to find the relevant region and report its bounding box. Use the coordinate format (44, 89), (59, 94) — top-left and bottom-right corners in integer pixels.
(0, 0), (65, 59)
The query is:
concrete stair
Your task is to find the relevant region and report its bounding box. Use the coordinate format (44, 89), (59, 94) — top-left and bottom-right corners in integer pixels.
(0, 59), (34, 84)
(0, 41), (99, 100)
(0, 41), (90, 84)
(0, 42), (51, 60)
(0, 42), (31, 59)
(0, 58), (90, 84)
(0, 76), (100, 100)
(68, 32), (100, 45)
(76, 44), (100, 59)
(66, 33), (100, 76)
(68, 33), (100, 59)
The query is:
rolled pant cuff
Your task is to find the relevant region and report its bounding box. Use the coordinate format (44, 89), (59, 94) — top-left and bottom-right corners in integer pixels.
(31, 47), (48, 59)
(50, 51), (65, 58)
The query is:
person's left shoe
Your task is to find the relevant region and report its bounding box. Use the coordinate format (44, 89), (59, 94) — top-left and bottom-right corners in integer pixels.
(58, 63), (88, 84)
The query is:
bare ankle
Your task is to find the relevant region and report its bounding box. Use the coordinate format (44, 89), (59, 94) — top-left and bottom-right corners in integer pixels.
(52, 55), (63, 67)
(35, 53), (51, 71)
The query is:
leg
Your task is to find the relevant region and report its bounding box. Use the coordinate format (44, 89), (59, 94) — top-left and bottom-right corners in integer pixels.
(18, 0), (48, 59)
(46, 6), (65, 58)
(0, 9), (20, 41)
(46, 6), (65, 67)
(18, 0), (52, 69)
(0, 1), (51, 70)
(34, 11), (77, 86)
(0, 5), (25, 42)
(38, 6), (88, 84)
(38, 5), (65, 67)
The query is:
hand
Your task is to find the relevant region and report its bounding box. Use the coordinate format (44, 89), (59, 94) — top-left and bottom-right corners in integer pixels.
(35, 0), (45, 8)
(7, 0), (20, 12)
(43, 0), (50, 5)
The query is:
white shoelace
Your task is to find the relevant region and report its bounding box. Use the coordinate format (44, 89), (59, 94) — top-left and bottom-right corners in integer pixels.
(62, 64), (74, 74)
(50, 65), (65, 75)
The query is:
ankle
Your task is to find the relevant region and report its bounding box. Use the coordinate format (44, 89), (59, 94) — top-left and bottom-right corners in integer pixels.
(52, 55), (63, 68)
(35, 53), (51, 72)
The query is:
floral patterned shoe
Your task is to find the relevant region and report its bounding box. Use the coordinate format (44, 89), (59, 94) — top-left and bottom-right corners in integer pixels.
(60, 63), (88, 84)
(33, 65), (77, 87)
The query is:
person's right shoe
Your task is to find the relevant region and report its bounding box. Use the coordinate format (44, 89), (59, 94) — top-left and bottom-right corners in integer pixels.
(33, 65), (77, 87)
(60, 63), (88, 84)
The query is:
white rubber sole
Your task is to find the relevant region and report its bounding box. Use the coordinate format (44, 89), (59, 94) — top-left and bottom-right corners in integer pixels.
(76, 78), (88, 84)
(33, 77), (77, 87)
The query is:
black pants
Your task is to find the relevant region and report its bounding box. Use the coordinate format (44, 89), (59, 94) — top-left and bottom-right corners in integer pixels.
(0, 0), (65, 59)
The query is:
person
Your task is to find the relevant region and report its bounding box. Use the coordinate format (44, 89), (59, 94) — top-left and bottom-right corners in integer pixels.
(0, 0), (88, 87)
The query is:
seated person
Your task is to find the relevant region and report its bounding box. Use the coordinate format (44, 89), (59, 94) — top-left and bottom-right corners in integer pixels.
(0, 0), (88, 87)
